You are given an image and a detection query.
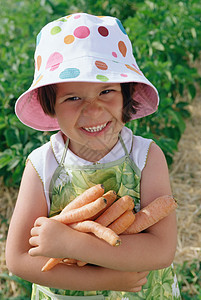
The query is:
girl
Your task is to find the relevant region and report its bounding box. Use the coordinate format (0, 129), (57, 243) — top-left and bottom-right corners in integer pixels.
(6, 13), (181, 299)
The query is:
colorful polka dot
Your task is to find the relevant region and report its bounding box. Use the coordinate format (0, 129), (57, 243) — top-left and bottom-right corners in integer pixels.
(116, 19), (127, 35)
(95, 61), (108, 70)
(112, 52), (117, 58)
(32, 75), (43, 87)
(96, 75), (109, 82)
(74, 26), (90, 39)
(120, 74), (128, 77)
(98, 26), (109, 37)
(74, 15), (81, 19)
(118, 41), (127, 57)
(36, 31), (42, 46)
(64, 35), (75, 44)
(59, 68), (80, 79)
(51, 26), (62, 35)
(58, 18), (67, 22)
(132, 63), (141, 72)
(125, 64), (142, 75)
(37, 55), (42, 71)
(46, 52), (63, 71)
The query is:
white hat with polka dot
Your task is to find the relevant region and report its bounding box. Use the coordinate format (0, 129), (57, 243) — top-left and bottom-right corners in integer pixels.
(15, 12), (159, 131)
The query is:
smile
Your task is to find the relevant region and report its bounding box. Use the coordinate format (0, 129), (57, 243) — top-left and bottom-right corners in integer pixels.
(83, 122), (108, 133)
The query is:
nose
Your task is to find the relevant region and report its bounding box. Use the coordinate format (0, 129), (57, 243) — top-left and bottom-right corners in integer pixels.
(82, 97), (103, 117)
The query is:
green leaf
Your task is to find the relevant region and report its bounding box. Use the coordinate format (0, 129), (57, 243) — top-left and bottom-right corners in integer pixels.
(152, 41), (165, 51)
(188, 84), (196, 100)
(4, 127), (20, 147)
(0, 150), (13, 168)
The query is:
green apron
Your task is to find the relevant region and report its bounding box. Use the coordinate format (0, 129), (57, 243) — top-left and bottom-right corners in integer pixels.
(31, 135), (181, 300)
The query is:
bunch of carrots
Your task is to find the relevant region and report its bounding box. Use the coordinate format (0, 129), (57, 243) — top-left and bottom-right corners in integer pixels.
(41, 184), (177, 272)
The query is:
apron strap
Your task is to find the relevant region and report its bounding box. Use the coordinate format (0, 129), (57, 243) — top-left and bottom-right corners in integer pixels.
(60, 134), (133, 166)
(60, 138), (70, 166)
(118, 133), (134, 157)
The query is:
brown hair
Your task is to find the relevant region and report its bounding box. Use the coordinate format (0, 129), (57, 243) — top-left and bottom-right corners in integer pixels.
(37, 82), (139, 123)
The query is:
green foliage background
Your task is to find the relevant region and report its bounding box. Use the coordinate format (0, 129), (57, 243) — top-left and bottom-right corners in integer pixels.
(0, 1), (201, 298)
(0, 0), (200, 186)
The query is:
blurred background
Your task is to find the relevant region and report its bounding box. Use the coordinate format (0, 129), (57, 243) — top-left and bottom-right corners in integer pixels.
(0, 0), (200, 299)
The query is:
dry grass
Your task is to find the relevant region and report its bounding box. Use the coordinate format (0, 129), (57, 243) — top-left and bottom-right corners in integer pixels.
(170, 88), (201, 264)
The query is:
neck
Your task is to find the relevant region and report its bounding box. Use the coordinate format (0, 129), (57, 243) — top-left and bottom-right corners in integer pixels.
(65, 138), (119, 162)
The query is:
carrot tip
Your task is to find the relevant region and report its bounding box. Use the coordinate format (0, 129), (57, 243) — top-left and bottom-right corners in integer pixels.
(41, 267), (47, 272)
(115, 239), (121, 247)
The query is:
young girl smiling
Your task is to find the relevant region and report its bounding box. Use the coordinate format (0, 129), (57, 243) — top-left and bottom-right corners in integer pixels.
(6, 13), (181, 299)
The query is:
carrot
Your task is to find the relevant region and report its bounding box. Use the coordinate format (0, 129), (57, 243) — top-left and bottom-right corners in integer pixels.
(42, 258), (63, 272)
(90, 190), (117, 220)
(123, 195), (177, 234)
(108, 210), (136, 234)
(70, 220), (121, 247)
(52, 196), (107, 224)
(95, 195), (134, 227)
(42, 257), (78, 271)
(62, 258), (78, 265)
(60, 184), (104, 214)
(76, 260), (87, 267)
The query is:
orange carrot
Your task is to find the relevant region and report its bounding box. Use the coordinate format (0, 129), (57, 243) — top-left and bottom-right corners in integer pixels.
(60, 184), (104, 214)
(42, 258), (63, 272)
(73, 210), (135, 268)
(108, 210), (136, 234)
(52, 196), (107, 224)
(90, 190), (117, 220)
(76, 260), (87, 267)
(62, 258), (78, 265)
(95, 195), (134, 227)
(123, 195), (177, 234)
(70, 220), (121, 247)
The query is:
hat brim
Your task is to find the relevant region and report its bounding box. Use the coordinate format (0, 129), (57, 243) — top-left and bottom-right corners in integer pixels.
(15, 56), (159, 131)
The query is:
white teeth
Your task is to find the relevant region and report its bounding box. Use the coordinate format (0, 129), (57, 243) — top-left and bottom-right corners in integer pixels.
(84, 122), (107, 132)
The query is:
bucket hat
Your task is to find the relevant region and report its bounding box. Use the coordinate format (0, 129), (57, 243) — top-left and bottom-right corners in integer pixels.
(15, 13), (159, 131)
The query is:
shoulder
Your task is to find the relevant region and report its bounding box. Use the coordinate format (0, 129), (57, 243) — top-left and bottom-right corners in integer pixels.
(27, 131), (62, 185)
(122, 127), (154, 172)
(146, 142), (168, 170)
(141, 142), (172, 207)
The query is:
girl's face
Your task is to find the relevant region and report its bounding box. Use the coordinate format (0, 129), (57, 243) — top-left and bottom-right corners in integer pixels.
(54, 82), (124, 161)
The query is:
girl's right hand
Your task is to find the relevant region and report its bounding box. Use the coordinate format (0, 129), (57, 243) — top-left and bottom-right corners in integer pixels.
(105, 269), (149, 292)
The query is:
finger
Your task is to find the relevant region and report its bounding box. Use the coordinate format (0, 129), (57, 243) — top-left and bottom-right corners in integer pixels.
(28, 246), (40, 256)
(129, 286), (142, 293)
(137, 271), (149, 278)
(29, 236), (39, 247)
(30, 226), (40, 237)
(136, 276), (147, 286)
(34, 216), (47, 227)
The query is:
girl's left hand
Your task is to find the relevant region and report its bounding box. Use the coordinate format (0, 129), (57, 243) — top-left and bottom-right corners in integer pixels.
(29, 217), (70, 258)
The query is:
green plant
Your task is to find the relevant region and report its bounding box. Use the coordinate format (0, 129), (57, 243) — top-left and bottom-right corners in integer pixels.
(124, 0), (200, 164)
(0, 273), (32, 299)
(0, 114), (51, 186)
(176, 260), (201, 300)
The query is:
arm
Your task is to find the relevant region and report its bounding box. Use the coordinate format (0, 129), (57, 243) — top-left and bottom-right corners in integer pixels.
(28, 143), (177, 272)
(5, 161), (148, 292)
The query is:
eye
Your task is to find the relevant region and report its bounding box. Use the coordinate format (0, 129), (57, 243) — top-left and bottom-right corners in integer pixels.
(100, 89), (114, 95)
(65, 96), (81, 102)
